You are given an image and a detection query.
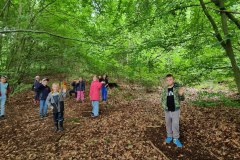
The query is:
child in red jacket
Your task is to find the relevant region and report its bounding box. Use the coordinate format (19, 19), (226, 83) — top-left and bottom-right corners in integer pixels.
(89, 75), (104, 117)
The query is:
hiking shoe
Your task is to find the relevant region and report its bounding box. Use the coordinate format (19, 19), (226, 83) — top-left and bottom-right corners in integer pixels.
(173, 138), (183, 148)
(0, 115), (5, 120)
(59, 121), (64, 131)
(54, 122), (58, 132)
(165, 137), (173, 143)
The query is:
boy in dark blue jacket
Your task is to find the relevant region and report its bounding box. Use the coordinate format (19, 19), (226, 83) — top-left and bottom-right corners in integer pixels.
(37, 78), (51, 119)
(101, 75), (109, 102)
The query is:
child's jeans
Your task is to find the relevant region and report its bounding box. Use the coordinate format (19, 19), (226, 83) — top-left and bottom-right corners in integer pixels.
(164, 110), (180, 139)
(40, 100), (48, 117)
(92, 101), (99, 117)
(53, 112), (64, 122)
(101, 86), (108, 101)
(76, 91), (84, 102)
(0, 96), (6, 116)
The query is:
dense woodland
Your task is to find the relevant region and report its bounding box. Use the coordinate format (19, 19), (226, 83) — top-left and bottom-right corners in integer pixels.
(0, 0), (239, 92)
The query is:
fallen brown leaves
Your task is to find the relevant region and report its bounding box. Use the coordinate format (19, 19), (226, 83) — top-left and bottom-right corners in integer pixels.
(0, 84), (239, 159)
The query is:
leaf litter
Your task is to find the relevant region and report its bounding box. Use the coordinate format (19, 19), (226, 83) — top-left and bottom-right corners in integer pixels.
(0, 84), (239, 159)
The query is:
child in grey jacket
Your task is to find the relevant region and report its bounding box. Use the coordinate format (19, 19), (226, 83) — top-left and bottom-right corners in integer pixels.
(46, 83), (67, 132)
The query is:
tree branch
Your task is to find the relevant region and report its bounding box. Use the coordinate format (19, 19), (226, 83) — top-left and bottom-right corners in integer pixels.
(210, 0), (240, 29)
(29, 0), (57, 25)
(0, 0), (11, 17)
(0, 29), (114, 46)
(199, 0), (226, 49)
(206, 6), (240, 14)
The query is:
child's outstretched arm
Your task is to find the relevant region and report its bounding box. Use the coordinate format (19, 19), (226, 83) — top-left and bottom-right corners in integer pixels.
(178, 87), (185, 101)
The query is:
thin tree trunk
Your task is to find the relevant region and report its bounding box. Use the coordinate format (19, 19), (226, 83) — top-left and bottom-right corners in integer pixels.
(218, 0), (240, 93)
(200, 0), (240, 93)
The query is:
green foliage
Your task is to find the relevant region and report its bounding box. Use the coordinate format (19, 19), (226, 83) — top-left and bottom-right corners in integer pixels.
(0, 0), (239, 92)
(191, 91), (240, 108)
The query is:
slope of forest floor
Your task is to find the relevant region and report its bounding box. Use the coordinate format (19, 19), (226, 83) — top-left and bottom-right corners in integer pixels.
(0, 84), (239, 160)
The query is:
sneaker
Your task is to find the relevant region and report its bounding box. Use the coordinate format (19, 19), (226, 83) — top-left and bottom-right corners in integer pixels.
(173, 138), (183, 148)
(91, 113), (98, 118)
(165, 137), (173, 143)
(40, 116), (44, 119)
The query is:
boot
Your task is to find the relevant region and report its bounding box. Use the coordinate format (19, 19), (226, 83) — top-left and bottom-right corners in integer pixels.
(59, 121), (64, 131)
(54, 122), (58, 132)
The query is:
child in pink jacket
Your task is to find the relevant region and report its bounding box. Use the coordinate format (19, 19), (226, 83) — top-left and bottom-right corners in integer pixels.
(89, 75), (104, 117)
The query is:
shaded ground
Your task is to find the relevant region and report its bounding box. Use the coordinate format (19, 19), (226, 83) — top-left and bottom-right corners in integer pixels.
(0, 84), (239, 159)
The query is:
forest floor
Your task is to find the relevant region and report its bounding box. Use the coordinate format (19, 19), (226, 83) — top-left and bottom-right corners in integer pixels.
(0, 84), (239, 160)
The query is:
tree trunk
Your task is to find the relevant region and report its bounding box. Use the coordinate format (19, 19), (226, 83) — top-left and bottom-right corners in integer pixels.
(200, 0), (240, 93)
(219, 0), (240, 93)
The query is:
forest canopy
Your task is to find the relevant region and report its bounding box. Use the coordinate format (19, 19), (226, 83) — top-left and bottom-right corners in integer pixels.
(0, 0), (239, 92)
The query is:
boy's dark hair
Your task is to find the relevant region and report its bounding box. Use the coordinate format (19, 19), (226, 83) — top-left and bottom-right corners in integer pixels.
(165, 74), (174, 78)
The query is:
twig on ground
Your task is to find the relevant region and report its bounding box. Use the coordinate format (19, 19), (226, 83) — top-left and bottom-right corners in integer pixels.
(147, 140), (170, 160)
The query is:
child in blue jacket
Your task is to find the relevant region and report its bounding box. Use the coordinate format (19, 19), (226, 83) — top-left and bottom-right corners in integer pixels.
(0, 76), (11, 119)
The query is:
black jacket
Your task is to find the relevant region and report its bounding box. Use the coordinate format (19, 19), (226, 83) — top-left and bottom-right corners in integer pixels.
(37, 84), (51, 100)
(76, 81), (85, 91)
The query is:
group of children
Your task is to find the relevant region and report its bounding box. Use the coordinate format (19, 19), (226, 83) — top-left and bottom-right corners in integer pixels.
(68, 75), (109, 103)
(2, 73), (185, 148)
(33, 75), (109, 131)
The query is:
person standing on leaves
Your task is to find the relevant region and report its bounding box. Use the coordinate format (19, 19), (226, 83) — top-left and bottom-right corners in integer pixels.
(32, 76), (41, 105)
(89, 75), (104, 117)
(76, 77), (85, 103)
(101, 75), (109, 102)
(37, 78), (51, 119)
(69, 80), (77, 98)
(46, 83), (67, 132)
(161, 74), (185, 148)
(0, 76), (11, 120)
